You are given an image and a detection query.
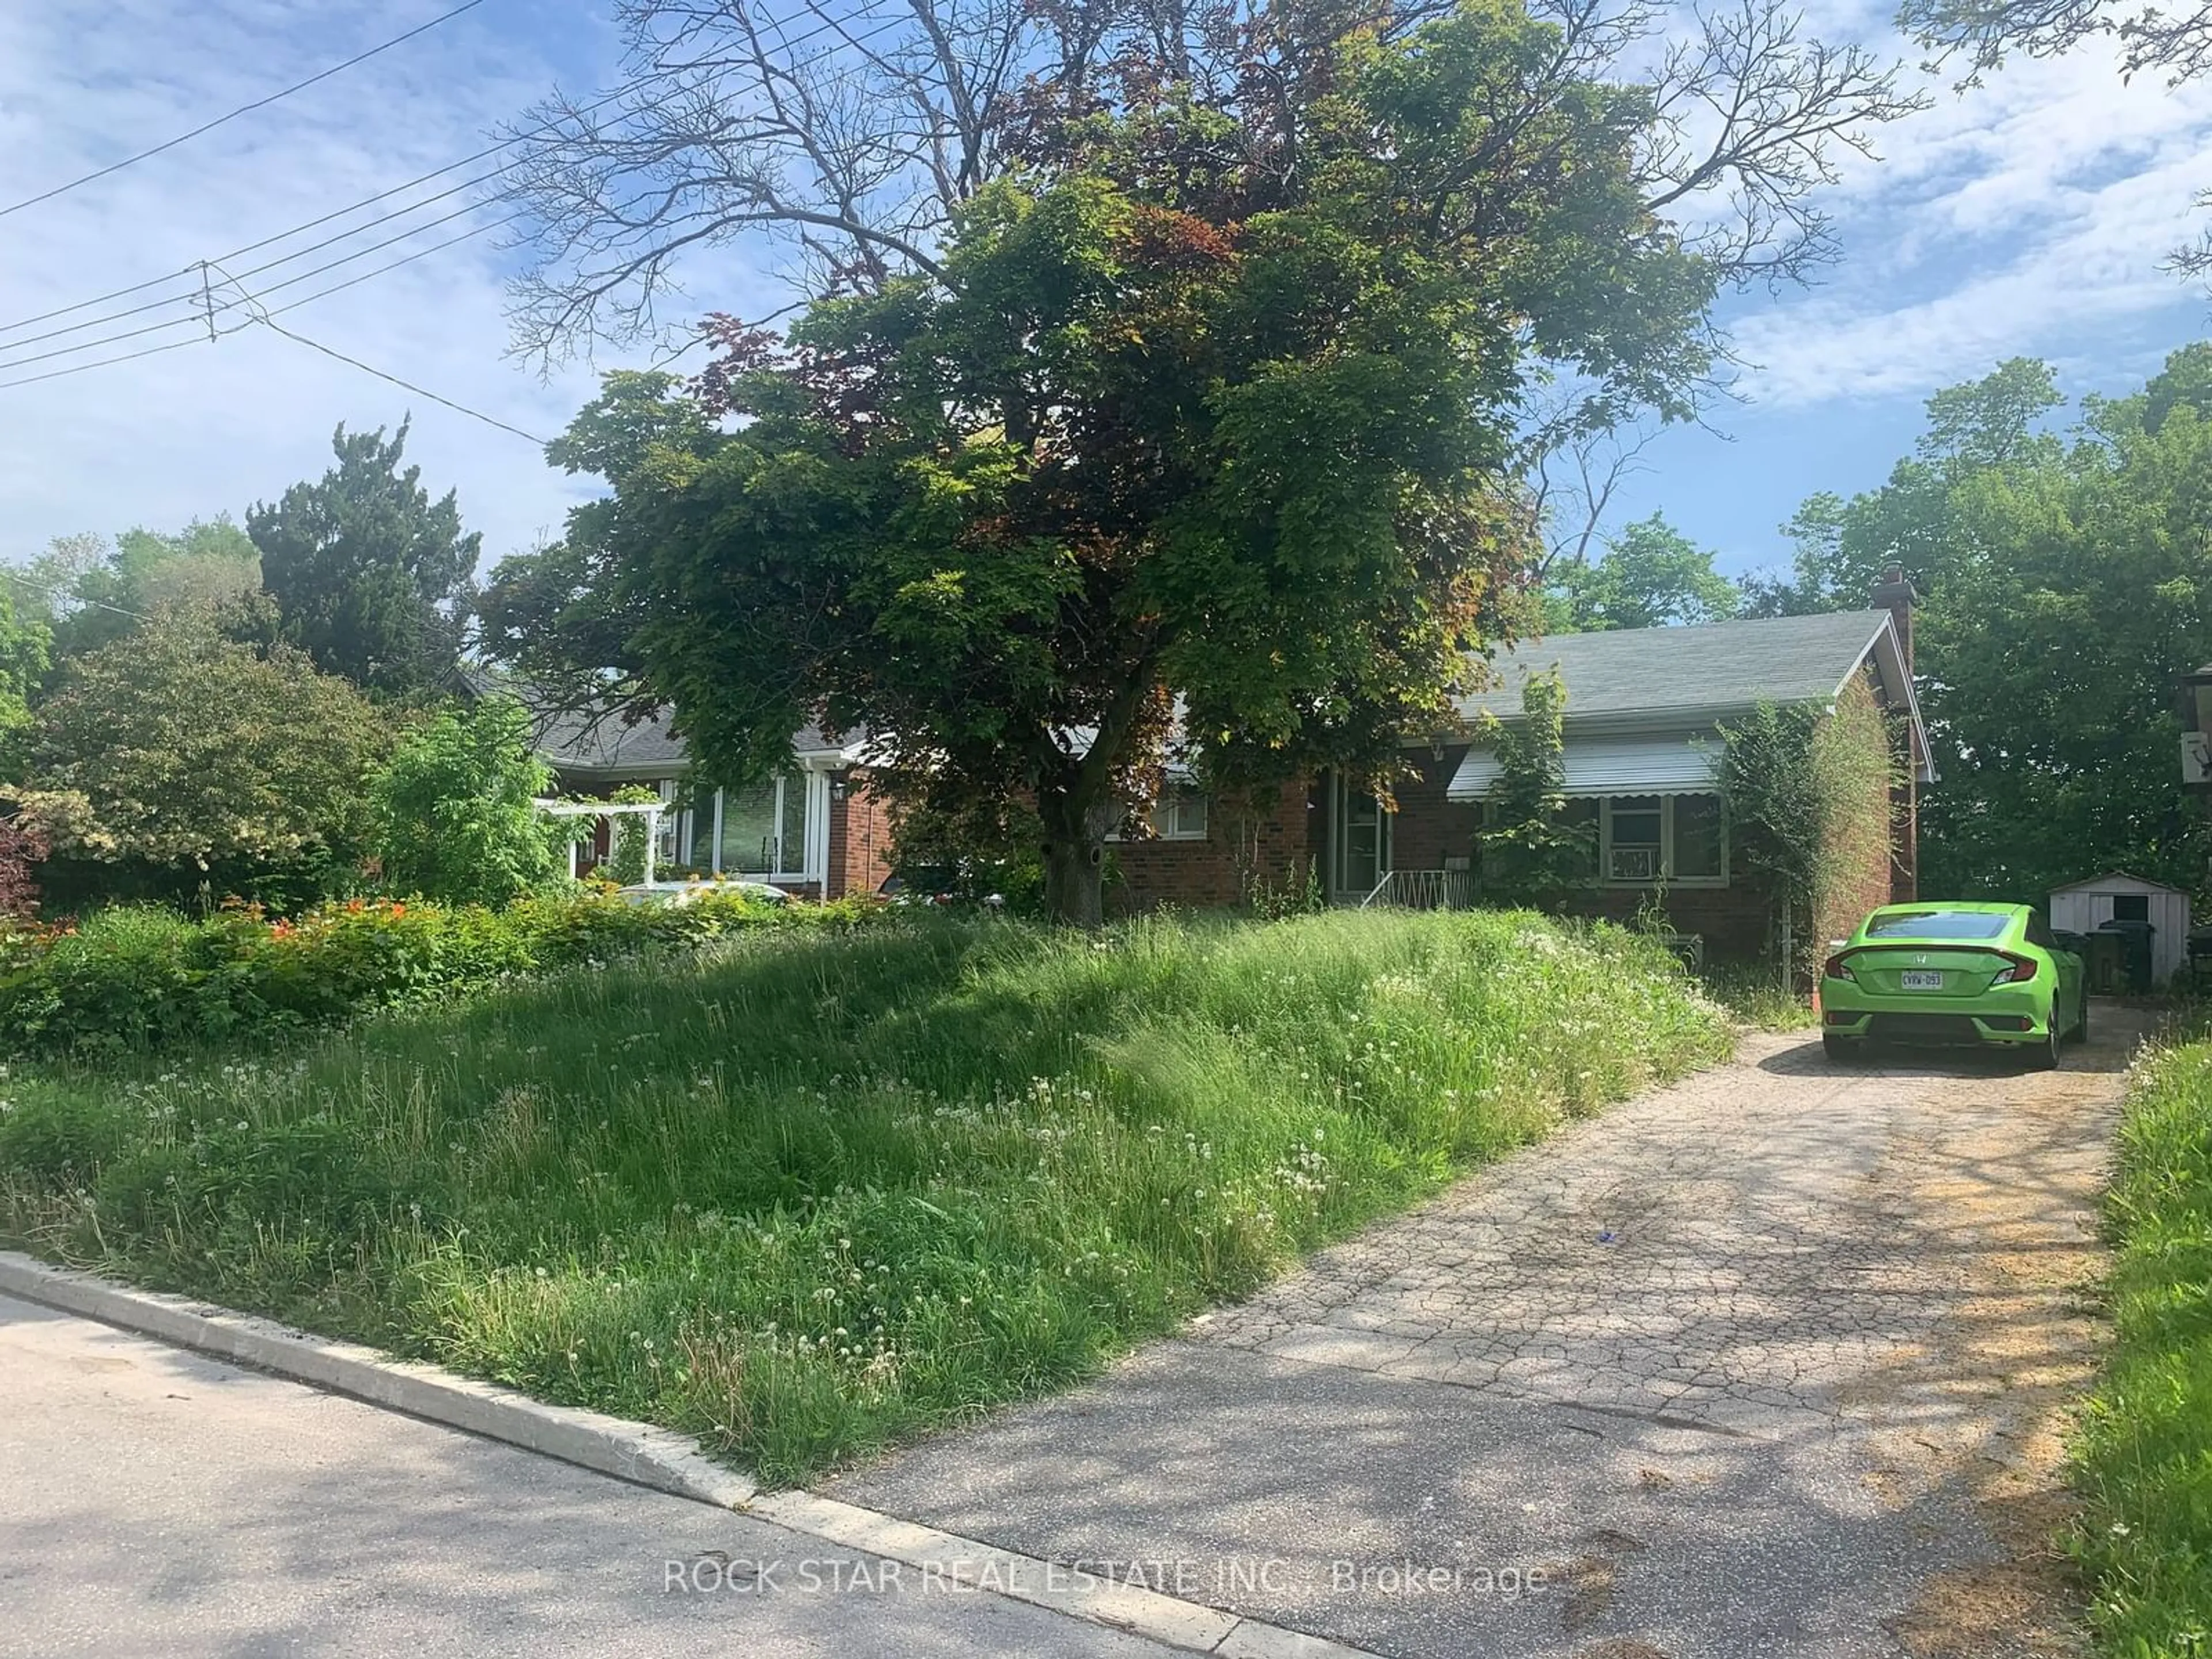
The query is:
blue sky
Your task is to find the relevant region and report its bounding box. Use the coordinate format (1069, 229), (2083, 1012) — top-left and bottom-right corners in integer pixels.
(2, 0), (2210, 589)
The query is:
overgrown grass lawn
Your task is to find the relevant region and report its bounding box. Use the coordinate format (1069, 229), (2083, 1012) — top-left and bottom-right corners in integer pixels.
(2073, 1036), (2212, 1657)
(0, 910), (1728, 1483)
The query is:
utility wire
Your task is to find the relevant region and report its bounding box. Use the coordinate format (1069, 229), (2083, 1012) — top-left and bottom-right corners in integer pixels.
(257, 217), (524, 319)
(0, 309), (209, 375)
(0, 197), (531, 372)
(0, 0), (494, 220)
(0, 0), (903, 342)
(0, 332), (210, 391)
(0, 569), (155, 622)
(0, 173), (516, 352)
(202, 261), (548, 444)
(0, 1), (915, 392)
(0, 84), (657, 341)
(252, 316), (549, 445)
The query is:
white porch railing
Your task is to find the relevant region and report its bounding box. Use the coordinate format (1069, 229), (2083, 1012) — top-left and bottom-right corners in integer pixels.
(1358, 869), (1475, 910)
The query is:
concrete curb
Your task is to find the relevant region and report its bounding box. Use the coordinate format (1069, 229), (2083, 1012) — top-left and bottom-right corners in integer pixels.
(0, 1251), (757, 1511)
(0, 1251), (1384, 1659)
(747, 1490), (1378, 1656)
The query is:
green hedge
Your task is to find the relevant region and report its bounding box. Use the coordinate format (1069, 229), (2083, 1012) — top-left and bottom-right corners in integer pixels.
(0, 889), (885, 1059)
(2071, 1036), (2212, 1657)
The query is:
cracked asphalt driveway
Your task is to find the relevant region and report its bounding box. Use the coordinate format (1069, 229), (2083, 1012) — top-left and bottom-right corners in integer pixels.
(831, 1013), (2138, 1659)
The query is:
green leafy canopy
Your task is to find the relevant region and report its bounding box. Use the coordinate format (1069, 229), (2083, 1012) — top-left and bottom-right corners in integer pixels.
(248, 421), (480, 701)
(21, 607), (392, 880)
(1748, 346), (2212, 902)
(487, 0), (1723, 922)
(371, 698), (576, 907)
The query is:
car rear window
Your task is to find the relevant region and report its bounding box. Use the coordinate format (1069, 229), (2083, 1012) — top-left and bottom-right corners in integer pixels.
(1863, 910), (2012, 940)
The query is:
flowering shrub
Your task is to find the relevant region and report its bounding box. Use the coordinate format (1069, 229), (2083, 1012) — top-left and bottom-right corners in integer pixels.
(0, 887), (888, 1059)
(0, 815), (47, 921)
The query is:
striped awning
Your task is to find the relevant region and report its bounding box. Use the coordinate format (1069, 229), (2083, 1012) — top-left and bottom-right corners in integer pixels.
(1447, 733), (1723, 802)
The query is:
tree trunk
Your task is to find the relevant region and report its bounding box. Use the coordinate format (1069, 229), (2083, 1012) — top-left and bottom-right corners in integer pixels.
(1041, 835), (1106, 927)
(1039, 789), (1112, 927)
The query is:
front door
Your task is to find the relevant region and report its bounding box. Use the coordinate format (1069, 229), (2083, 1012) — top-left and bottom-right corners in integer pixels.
(1332, 778), (1392, 902)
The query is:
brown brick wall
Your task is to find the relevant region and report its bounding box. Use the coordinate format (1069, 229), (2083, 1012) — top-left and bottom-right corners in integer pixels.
(1111, 779), (1316, 912)
(831, 679), (1908, 950)
(1388, 746), (1482, 874)
(825, 771), (896, 899)
(1814, 669), (1903, 950)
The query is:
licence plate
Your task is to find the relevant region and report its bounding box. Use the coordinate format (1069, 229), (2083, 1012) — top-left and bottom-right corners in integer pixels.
(1900, 970), (1944, 990)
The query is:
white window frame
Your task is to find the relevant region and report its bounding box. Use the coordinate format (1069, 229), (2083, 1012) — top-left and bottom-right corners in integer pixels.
(707, 772), (827, 884)
(1105, 779), (1211, 843)
(1598, 793), (1728, 888)
(1152, 781), (1210, 841)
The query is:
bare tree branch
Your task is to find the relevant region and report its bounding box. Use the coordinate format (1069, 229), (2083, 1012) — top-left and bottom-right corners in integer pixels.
(498, 0), (1926, 364)
(1625, 0), (1929, 289)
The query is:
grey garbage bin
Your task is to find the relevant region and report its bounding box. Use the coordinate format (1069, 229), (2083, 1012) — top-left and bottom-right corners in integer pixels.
(2083, 929), (2125, 995)
(2097, 918), (2156, 994)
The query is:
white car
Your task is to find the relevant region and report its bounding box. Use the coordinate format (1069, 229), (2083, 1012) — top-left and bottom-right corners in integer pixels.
(616, 879), (790, 907)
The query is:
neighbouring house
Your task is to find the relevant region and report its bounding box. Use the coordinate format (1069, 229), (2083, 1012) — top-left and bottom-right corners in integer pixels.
(526, 702), (899, 900)
(1111, 573), (1932, 966)
(2048, 871), (2190, 986)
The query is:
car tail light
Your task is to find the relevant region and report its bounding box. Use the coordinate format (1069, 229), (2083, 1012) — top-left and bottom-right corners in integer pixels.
(1987, 952), (2038, 985)
(1822, 952), (1855, 982)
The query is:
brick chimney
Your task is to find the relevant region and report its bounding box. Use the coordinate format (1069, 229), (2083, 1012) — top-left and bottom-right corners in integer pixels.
(1870, 563), (1917, 669)
(1869, 563), (1921, 903)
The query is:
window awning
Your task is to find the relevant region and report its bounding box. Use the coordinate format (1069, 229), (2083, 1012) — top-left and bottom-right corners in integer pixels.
(1447, 734), (1724, 802)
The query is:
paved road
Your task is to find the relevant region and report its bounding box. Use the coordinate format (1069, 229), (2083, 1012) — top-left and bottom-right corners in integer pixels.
(834, 1018), (2136, 1659)
(0, 1293), (1171, 1658)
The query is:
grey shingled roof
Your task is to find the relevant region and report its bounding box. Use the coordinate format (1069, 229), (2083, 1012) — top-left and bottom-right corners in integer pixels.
(528, 702), (692, 775)
(529, 699), (857, 777)
(1454, 610), (1893, 723)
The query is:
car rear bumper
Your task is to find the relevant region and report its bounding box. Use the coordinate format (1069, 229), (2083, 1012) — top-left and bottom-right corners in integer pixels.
(1819, 985), (2052, 1046)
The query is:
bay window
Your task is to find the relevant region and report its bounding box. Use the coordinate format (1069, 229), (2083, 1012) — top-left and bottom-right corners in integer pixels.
(715, 773), (819, 880)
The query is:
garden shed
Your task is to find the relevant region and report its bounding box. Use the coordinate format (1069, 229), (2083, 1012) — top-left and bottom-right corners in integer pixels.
(2048, 871), (2190, 986)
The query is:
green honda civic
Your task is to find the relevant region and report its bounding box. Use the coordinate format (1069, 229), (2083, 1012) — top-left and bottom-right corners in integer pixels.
(1819, 902), (2088, 1069)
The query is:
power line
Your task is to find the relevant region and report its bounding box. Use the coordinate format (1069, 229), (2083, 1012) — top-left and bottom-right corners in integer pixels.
(0, 173), (516, 354)
(0, 0), (495, 220)
(0, 308), (207, 375)
(0, 72), (676, 341)
(194, 257), (547, 442)
(0, 333), (212, 391)
(0, 569), (154, 622)
(258, 218), (523, 319)
(250, 315), (549, 445)
(0, 0), (910, 345)
(0, 1), (919, 395)
(0, 142), (564, 342)
(0, 204), (531, 370)
(0, 257), (547, 444)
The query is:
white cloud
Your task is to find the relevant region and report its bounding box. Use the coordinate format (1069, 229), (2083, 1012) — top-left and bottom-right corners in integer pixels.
(0, 0), (770, 573)
(1722, 33), (2212, 406)
(10, 0), (2211, 565)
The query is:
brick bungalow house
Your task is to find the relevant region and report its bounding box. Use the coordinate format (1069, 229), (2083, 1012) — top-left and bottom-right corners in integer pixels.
(1113, 577), (1930, 962)
(524, 573), (1927, 959)
(527, 702), (899, 900)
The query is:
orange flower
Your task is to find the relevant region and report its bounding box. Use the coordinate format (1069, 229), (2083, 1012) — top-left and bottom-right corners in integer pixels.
(388, 902), (407, 918)
(347, 898), (367, 913)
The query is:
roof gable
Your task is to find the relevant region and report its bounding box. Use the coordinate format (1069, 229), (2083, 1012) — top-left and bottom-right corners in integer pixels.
(2048, 870), (2184, 896)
